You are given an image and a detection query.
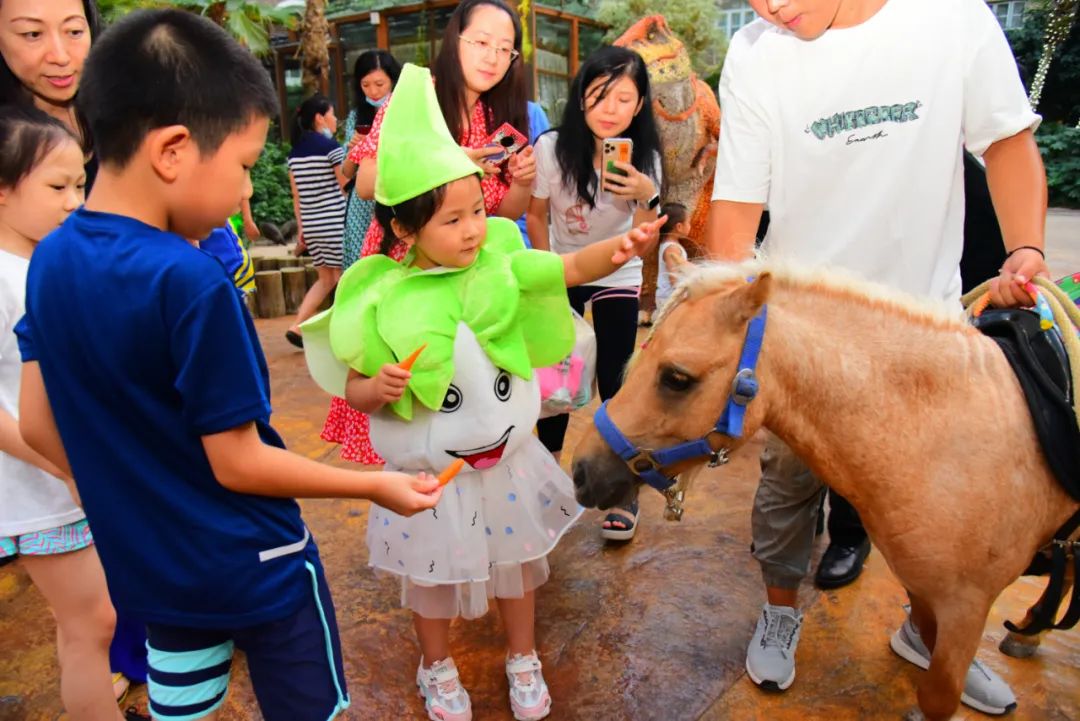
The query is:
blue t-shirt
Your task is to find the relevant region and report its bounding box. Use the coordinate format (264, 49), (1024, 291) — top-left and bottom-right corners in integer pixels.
(17, 208), (318, 628)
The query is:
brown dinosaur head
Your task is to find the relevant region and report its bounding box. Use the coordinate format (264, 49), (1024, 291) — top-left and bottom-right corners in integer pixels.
(613, 15), (692, 87)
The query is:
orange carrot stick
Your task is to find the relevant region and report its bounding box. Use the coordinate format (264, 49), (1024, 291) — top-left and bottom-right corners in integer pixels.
(398, 343), (427, 371)
(437, 458), (466, 487)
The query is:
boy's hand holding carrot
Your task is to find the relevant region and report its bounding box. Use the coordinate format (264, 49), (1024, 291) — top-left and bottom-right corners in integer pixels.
(371, 471), (443, 515)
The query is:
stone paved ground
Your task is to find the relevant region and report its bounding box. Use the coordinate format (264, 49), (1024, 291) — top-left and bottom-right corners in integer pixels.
(1, 213), (1078, 721)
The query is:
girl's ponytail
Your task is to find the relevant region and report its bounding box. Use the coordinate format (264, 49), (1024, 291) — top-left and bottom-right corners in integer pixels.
(291, 94), (333, 146)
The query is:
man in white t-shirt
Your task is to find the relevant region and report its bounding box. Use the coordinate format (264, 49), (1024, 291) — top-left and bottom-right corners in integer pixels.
(706, 0), (1049, 714)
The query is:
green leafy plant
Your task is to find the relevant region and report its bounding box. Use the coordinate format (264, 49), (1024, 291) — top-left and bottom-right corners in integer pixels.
(1007, 1), (1080, 124)
(250, 139), (296, 226)
(96, 0), (299, 55)
(1036, 122), (1080, 208)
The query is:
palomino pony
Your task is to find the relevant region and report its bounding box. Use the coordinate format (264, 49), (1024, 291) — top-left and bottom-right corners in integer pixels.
(571, 263), (1079, 721)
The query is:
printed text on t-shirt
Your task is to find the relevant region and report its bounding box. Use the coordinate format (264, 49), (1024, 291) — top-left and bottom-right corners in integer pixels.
(806, 101), (922, 141)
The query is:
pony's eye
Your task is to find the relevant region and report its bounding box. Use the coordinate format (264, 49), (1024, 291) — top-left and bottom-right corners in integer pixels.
(493, 371), (512, 401)
(659, 367), (696, 393)
(440, 384), (463, 413)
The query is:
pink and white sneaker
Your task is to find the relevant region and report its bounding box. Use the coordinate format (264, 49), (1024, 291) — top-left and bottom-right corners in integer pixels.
(505, 651), (552, 721)
(416, 657), (472, 721)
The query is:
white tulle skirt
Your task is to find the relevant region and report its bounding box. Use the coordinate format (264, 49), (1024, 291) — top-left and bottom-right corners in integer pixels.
(366, 436), (584, 619)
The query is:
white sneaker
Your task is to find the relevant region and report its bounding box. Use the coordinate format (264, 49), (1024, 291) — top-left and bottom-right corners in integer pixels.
(416, 657), (472, 721)
(745, 603), (803, 691)
(505, 651), (552, 720)
(890, 609), (1017, 716)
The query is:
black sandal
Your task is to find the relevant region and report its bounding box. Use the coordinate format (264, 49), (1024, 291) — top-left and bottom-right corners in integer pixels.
(600, 500), (640, 541)
(285, 330), (304, 348)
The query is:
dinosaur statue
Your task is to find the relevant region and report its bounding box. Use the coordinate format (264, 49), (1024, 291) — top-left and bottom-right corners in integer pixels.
(615, 15), (720, 314)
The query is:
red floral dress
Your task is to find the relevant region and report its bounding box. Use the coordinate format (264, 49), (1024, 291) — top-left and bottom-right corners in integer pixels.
(320, 97), (513, 464)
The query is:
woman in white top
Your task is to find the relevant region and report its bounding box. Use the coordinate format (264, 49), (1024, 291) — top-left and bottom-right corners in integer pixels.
(526, 46), (661, 541)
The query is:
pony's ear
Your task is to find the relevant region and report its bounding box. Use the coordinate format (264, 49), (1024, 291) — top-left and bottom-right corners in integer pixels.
(717, 272), (772, 328)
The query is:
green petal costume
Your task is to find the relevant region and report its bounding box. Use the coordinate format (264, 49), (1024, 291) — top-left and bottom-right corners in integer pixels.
(301, 64), (574, 420)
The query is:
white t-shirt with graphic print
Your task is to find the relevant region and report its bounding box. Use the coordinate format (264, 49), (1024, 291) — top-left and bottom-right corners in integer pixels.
(712, 0), (1039, 305)
(533, 131), (662, 288)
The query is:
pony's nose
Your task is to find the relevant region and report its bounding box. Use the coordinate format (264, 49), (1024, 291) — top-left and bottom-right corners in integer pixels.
(572, 460), (588, 489)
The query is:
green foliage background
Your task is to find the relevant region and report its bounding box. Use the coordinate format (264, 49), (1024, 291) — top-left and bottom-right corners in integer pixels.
(1036, 123), (1080, 207)
(250, 138), (296, 226)
(1006, 3), (1080, 207)
(1007, 2), (1080, 124)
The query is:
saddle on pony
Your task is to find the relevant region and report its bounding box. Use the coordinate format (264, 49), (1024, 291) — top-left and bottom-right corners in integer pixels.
(969, 275), (1080, 635)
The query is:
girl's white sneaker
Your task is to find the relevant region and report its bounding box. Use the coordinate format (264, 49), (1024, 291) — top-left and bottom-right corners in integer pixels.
(505, 651), (552, 721)
(416, 657), (472, 721)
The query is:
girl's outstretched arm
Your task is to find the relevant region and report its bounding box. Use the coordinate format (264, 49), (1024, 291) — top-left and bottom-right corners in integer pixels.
(561, 216), (665, 288)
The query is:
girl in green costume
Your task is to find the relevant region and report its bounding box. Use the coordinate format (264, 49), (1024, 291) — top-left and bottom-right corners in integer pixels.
(302, 64), (663, 721)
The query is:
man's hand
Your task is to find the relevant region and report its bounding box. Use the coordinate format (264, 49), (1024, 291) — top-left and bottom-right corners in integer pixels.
(989, 247), (1050, 308)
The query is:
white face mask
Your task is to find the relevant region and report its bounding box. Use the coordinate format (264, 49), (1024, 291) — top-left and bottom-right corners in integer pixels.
(365, 94), (388, 108)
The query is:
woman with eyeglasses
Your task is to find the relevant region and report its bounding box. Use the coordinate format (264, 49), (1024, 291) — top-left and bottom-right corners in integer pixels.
(331, 0), (537, 475)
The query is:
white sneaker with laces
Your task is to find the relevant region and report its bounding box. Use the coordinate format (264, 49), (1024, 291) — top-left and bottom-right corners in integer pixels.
(505, 651), (552, 721)
(416, 657), (472, 721)
(889, 607), (1017, 716)
(745, 603), (804, 691)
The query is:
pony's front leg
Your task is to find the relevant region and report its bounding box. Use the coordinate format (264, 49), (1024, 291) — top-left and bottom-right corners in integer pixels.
(912, 599), (990, 721)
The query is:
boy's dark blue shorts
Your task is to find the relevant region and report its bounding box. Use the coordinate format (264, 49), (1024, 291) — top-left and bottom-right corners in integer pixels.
(144, 561), (348, 721)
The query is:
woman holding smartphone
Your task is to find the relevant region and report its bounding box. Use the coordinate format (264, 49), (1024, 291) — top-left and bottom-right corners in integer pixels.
(526, 46), (661, 541)
(351, 0), (536, 259)
(325, 0), (536, 466)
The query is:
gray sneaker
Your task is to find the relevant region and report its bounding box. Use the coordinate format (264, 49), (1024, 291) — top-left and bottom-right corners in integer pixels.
(889, 610), (1017, 715)
(745, 603), (803, 691)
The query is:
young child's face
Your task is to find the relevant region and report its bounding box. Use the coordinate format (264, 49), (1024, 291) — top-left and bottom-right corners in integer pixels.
(583, 73), (642, 140)
(675, 219), (691, 237)
(0, 138), (85, 241)
(169, 115), (269, 241)
(406, 176), (486, 270)
(749, 0), (844, 40)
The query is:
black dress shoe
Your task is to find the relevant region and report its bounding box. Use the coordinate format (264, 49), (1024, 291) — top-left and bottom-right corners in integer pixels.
(814, 538), (871, 589)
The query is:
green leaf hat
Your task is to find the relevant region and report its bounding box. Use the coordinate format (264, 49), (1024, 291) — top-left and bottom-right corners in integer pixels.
(301, 64), (574, 420)
(374, 63), (482, 206)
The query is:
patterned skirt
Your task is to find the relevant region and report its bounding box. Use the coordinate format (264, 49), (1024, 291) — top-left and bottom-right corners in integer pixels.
(321, 396), (384, 465)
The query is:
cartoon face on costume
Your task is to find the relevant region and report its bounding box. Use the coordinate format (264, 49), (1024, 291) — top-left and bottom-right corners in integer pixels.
(370, 323), (540, 471)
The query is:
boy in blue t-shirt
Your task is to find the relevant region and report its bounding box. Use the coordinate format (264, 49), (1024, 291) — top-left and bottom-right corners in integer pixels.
(15, 11), (442, 721)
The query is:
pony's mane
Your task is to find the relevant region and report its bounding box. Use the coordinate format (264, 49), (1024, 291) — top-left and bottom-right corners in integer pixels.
(656, 258), (973, 334)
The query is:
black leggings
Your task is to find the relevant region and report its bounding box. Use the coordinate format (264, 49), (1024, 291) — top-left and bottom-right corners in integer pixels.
(537, 285), (640, 453)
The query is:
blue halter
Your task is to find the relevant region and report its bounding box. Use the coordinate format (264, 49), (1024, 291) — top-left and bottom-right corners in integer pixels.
(593, 305), (768, 493)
